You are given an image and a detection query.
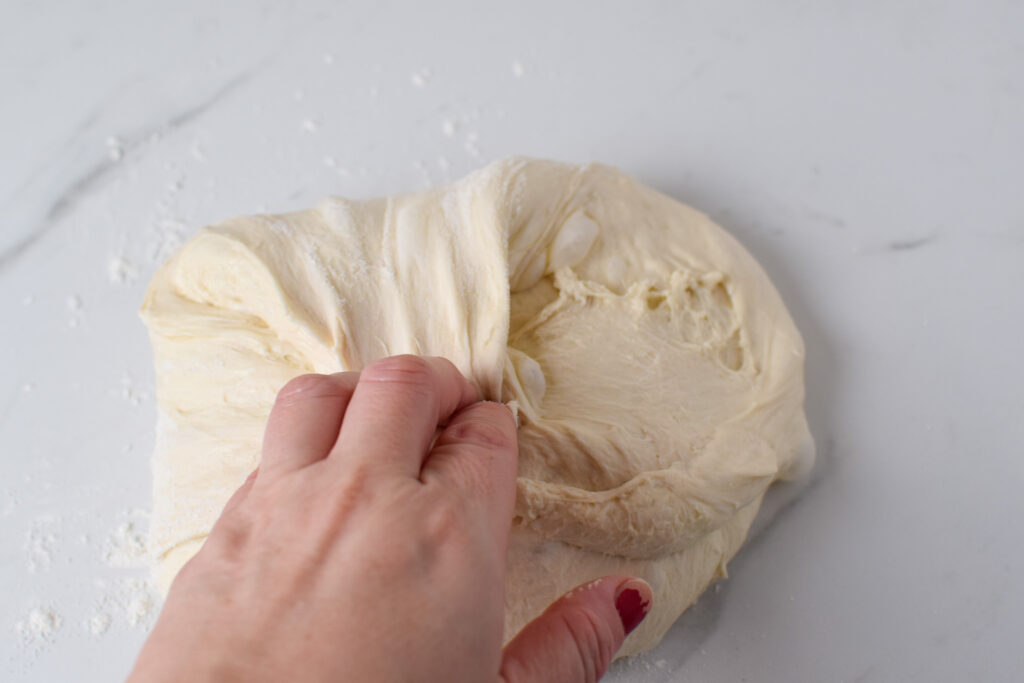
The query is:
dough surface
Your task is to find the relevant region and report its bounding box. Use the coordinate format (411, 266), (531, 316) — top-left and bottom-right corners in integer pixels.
(141, 158), (813, 657)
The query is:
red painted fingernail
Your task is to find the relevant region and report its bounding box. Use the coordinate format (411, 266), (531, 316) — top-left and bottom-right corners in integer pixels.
(615, 584), (651, 635)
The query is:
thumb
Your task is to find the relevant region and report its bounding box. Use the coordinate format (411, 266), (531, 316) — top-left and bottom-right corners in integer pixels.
(499, 576), (653, 683)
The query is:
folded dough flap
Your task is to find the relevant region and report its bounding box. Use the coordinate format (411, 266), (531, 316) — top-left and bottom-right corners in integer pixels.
(153, 189), (513, 390)
(514, 426), (779, 559)
(141, 167), (520, 577)
(495, 159), (813, 561)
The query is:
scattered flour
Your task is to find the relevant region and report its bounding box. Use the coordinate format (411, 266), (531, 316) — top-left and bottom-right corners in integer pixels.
(117, 374), (151, 407)
(13, 605), (64, 665)
(87, 612), (111, 636)
(464, 131), (481, 158)
(412, 160), (433, 187)
(122, 579), (157, 627)
(148, 219), (188, 264)
(324, 156), (351, 176)
(66, 294), (84, 328)
(24, 516), (61, 573)
(189, 141), (207, 162)
(105, 136), (124, 162)
(103, 509), (150, 568)
(1, 487), (16, 518)
(103, 523), (148, 568)
(87, 576), (160, 635)
(410, 67), (432, 88)
(108, 255), (139, 284)
(7, 60), (557, 675)
(16, 607), (62, 641)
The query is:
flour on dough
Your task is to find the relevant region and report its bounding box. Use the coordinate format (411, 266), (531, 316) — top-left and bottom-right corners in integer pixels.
(141, 158), (814, 657)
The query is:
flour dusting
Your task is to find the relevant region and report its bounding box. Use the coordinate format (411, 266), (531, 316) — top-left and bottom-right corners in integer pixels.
(411, 67), (432, 88)
(122, 579), (158, 627)
(108, 255), (139, 284)
(25, 516), (61, 573)
(87, 612), (111, 636)
(464, 131), (481, 158)
(117, 375), (151, 407)
(16, 607), (62, 641)
(66, 295), (84, 328)
(103, 514), (149, 568)
(105, 136), (124, 162)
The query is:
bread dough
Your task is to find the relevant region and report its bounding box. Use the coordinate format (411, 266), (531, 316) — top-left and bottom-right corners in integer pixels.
(141, 158), (813, 657)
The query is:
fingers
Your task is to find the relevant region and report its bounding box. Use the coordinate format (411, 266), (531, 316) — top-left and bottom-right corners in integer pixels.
(260, 373), (360, 481)
(221, 467), (259, 514)
(421, 401), (518, 540)
(499, 576), (653, 683)
(331, 355), (478, 476)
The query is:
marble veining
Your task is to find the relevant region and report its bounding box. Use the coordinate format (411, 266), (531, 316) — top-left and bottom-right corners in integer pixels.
(0, 67), (257, 272)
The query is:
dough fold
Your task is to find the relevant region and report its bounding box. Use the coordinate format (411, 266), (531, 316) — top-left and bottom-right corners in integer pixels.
(141, 158), (813, 657)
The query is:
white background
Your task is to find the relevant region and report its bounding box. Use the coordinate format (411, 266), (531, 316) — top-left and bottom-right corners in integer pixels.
(2, 1), (1022, 680)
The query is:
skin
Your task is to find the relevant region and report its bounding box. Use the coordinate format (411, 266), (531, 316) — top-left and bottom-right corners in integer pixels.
(129, 355), (652, 683)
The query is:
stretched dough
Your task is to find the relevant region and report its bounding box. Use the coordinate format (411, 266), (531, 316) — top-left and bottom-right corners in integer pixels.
(141, 158), (813, 657)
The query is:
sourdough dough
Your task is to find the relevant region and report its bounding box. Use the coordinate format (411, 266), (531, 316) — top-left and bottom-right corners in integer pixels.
(141, 158), (813, 657)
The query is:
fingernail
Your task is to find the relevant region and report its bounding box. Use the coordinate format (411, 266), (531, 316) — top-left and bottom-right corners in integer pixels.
(614, 580), (652, 636)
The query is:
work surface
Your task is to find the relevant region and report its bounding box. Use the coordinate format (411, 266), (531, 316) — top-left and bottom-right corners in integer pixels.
(2, 1), (1022, 680)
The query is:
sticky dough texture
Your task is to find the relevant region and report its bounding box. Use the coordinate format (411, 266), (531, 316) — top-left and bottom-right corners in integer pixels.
(141, 158), (813, 657)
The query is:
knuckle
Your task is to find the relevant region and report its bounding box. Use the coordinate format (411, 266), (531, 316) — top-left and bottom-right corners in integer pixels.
(204, 510), (253, 560)
(321, 462), (374, 521)
(559, 606), (616, 682)
(336, 462), (375, 500)
(277, 373), (343, 403)
(498, 653), (529, 683)
(361, 355), (434, 389)
(439, 454), (489, 492)
(446, 414), (513, 450)
(423, 497), (466, 543)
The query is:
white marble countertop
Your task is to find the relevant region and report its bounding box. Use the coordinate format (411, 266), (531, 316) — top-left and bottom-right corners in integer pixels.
(2, 1), (1022, 680)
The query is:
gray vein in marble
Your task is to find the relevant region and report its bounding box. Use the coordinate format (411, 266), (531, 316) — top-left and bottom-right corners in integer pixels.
(799, 204), (847, 230)
(1, 75), (145, 210)
(884, 234), (938, 252)
(851, 662), (879, 683)
(0, 70), (254, 273)
(854, 232), (942, 256)
(162, 70), (255, 132)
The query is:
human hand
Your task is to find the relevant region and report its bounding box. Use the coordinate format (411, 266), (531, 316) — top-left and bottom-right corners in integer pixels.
(129, 355), (652, 683)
